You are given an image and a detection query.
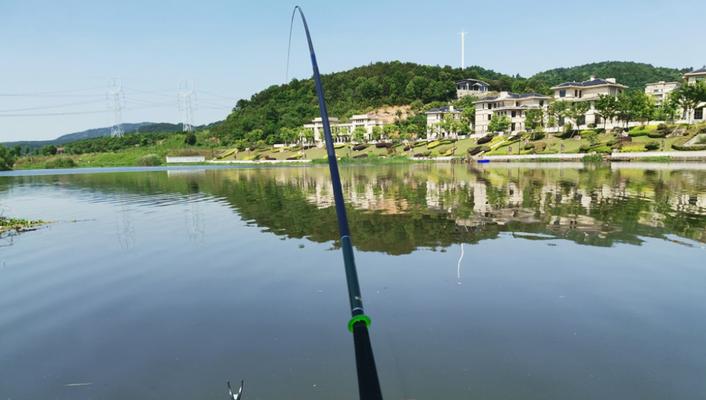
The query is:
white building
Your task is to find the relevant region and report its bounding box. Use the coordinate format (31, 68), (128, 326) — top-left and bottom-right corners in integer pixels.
(303, 114), (386, 145)
(683, 68), (706, 122)
(551, 76), (628, 128)
(474, 92), (550, 135)
(644, 81), (680, 106)
(456, 79), (491, 98)
(425, 106), (464, 139)
(343, 114), (385, 141)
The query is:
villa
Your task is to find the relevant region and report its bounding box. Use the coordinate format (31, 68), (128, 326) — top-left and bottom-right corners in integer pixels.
(425, 105), (463, 139)
(474, 92), (551, 136)
(684, 68), (706, 121)
(303, 114), (386, 145)
(342, 114), (385, 141)
(551, 76), (627, 127)
(456, 79), (491, 98)
(644, 81), (680, 106)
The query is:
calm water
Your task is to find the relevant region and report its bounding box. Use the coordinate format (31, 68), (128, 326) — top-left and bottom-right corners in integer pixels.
(1, 164), (705, 400)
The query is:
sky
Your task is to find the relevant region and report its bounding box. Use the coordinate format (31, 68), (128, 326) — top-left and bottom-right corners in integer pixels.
(0, 0), (704, 142)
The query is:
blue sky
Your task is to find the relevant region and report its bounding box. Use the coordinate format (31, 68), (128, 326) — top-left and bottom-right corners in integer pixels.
(1, 0), (703, 141)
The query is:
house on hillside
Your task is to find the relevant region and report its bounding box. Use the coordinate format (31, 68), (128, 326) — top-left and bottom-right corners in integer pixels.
(644, 81), (680, 106)
(303, 117), (341, 146)
(344, 114), (385, 141)
(425, 106), (464, 139)
(551, 76), (628, 128)
(456, 79), (491, 98)
(474, 92), (550, 136)
(683, 68), (706, 122)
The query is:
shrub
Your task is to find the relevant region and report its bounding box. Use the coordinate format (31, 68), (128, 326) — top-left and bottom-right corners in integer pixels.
(414, 150), (431, 158)
(44, 157), (76, 169)
(468, 145), (489, 155)
(352, 144), (368, 151)
(534, 142), (547, 152)
(136, 154), (162, 166)
(184, 132), (197, 145)
(477, 135), (493, 144)
(644, 141), (660, 151)
(595, 128), (606, 134)
(523, 142), (534, 150)
(672, 143), (706, 151)
(647, 130), (667, 138)
(530, 131), (545, 141)
(579, 144), (592, 153)
(427, 141), (441, 149)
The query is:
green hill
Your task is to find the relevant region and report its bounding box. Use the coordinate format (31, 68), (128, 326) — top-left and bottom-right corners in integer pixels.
(190, 61), (689, 143)
(212, 61), (515, 141)
(526, 61), (686, 91)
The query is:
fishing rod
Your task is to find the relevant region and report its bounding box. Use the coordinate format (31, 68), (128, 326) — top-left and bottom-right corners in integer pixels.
(289, 6), (383, 400)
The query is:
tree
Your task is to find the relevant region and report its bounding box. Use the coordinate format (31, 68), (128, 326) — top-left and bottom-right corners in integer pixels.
(184, 132), (197, 145)
(488, 115), (510, 134)
(524, 109), (544, 131)
(0, 145), (16, 171)
(565, 102), (590, 129)
(245, 129), (263, 146)
(40, 145), (58, 156)
(655, 98), (678, 122)
(352, 126), (367, 143)
(371, 126), (383, 141)
(628, 91), (656, 125)
(383, 124), (398, 141)
(547, 101), (568, 129)
(672, 82), (706, 123)
(595, 94), (619, 129)
(615, 92), (635, 128)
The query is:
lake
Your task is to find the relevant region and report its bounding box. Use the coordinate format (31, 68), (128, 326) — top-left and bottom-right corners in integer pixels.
(1, 163), (705, 400)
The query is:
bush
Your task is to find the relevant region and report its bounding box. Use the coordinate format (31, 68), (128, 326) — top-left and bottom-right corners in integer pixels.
(647, 130), (667, 138)
(136, 154), (162, 166)
(468, 145), (489, 155)
(672, 143), (706, 151)
(579, 144), (592, 153)
(644, 141), (660, 151)
(530, 131), (545, 141)
(427, 141), (441, 149)
(595, 128), (606, 134)
(44, 157), (76, 169)
(477, 135), (493, 144)
(184, 132), (197, 145)
(413, 150), (431, 158)
(534, 142), (547, 152)
(352, 144), (368, 151)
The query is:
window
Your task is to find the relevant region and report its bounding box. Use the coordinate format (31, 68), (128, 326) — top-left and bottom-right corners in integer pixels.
(511, 111), (516, 118)
(579, 90), (583, 98)
(539, 100), (544, 106)
(559, 89), (566, 98)
(696, 107), (704, 120)
(487, 114), (491, 120)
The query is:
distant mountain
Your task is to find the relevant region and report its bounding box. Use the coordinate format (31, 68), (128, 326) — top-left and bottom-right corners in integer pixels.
(3, 122), (184, 149)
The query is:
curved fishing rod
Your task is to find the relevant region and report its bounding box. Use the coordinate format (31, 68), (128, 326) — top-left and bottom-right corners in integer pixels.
(289, 6), (383, 400)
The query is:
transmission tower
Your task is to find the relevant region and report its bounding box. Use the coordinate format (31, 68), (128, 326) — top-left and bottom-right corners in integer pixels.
(178, 81), (197, 132)
(107, 79), (125, 137)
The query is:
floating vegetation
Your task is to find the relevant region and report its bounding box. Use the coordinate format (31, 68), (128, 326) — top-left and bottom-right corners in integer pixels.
(0, 216), (45, 236)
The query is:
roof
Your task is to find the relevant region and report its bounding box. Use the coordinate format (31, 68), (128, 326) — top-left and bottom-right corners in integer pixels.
(551, 78), (627, 89)
(456, 78), (490, 86)
(425, 106), (462, 114)
(684, 67), (706, 76)
(474, 92), (550, 103)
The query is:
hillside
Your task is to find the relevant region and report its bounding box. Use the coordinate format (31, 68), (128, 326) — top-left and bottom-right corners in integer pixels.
(212, 61), (687, 142)
(526, 61), (685, 91)
(3, 122), (185, 149)
(212, 61), (516, 141)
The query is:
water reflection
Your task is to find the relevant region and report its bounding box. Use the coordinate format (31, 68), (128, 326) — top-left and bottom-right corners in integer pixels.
(2, 164), (705, 253)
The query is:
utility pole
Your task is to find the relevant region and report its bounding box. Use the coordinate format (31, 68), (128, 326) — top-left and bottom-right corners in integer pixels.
(108, 79), (124, 137)
(459, 30), (467, 70)
(178, 81), (196, 133)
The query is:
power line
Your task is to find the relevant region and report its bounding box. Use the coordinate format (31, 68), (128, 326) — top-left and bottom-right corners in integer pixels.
(0, 99), (107, 113)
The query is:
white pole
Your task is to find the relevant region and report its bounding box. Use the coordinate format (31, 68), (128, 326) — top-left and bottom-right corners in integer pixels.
(460, 31), (466, 69)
